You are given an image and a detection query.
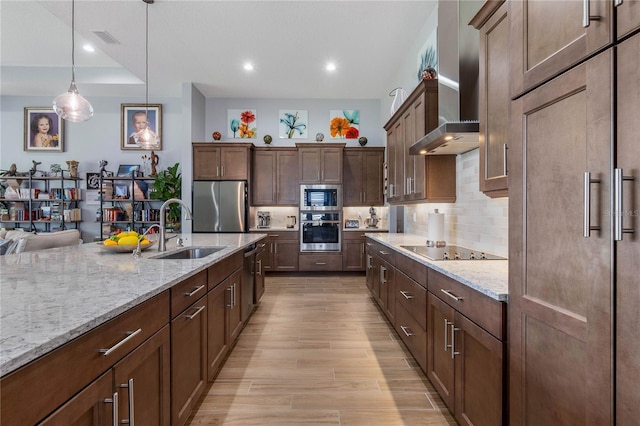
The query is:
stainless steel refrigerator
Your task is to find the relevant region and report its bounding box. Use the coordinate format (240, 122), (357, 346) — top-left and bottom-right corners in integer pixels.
(192, 181), (248, 232)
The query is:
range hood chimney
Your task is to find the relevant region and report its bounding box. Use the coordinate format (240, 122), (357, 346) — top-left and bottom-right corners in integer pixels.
(409, 0), (482, 156)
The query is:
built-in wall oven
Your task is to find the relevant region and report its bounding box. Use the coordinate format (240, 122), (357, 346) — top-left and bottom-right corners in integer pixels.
(300, 212), (342, 252)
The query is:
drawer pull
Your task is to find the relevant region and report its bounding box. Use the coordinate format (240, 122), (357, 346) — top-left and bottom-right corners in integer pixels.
(400, 290), (413, 300)
(450, 323), (461, 359)
(379, 250), (390, 255)
(315, 262), (327, 265)
(184, 284), (205, 297)
(100, 329), (142, 356)
(400, 325), (414, 337)
(185, 305), (206, 320)
(120, 378), (135, 425)
(104, 392), (118, 426)
(444, 319), (453, 352)
(440, 289), (463, 302)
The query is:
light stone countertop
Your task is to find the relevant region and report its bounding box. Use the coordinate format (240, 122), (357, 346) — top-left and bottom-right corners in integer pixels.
(0, 233), (267, 377)
(365, 233), (508, 302)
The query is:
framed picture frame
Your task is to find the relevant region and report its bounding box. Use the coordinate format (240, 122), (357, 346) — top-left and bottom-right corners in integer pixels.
(114, 184), (130, 199)
(121, 103), (162, 150)
(116, 164), (141, 177)
(24, 107), (64, 152)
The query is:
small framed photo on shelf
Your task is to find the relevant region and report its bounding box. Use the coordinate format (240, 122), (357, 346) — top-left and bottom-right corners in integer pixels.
(116, 164), (141, 177)
(114, 184), (129, 199)
(24, 107), (64, 152)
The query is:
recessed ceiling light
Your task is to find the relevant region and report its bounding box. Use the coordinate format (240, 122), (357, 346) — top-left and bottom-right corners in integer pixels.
(244, 63), (254, 71)
(326, 62), (336, 72)
(83, 44), (95, 52)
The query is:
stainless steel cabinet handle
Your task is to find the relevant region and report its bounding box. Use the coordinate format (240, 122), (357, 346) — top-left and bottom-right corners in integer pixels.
(104, 392), (118, 426)
(361, 243), (365, 254)
(400, 325), (414, 337)
(583, 172), (601, 237)
(184, 284), (205, 297)
(444, 319), (452, 352)
(120, 378), (134, 425)
(380, 266), (387, 284)
(100, 329), (142, 356)
(185, 305), (205, 320)
(257, 259), (262, 275)
(583, 0), (601, 27)
(216, 166), (220, 177)
(315, 262), (327, 265)
(400, 290), (413, 300)
(503, 144), (508, 176)
(232, 283), (236, 307)
(614, 168), (636, 241)
(226, 286), (233, 308)
(615, 0), (623, 6)
(366, 255), (373, 269)
(450, 324), (460, 359)
(379, 250), (389, 255)
(440, 289), (463, 302)
(221, 166), (225, 176)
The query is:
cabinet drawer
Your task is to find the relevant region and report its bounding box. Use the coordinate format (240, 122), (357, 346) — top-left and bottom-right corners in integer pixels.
(343, 231), (367, 240)
(299, 253), (342, 271)
(394, 301), (427, 373)
(395, 253), (427, 288)
(208, 252), (243, 290)
(395, 270), (427, 330)
(171, 270), (208, 318)
(428, 269), (506, 340)
(0, 291), (170, 425)
(365, 239), (396, 264)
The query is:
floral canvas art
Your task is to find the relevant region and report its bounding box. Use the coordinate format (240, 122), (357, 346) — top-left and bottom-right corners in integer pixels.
(329, 110), (359, 139)
(279, 110), (308, 139)
(228, 109), (257, 139)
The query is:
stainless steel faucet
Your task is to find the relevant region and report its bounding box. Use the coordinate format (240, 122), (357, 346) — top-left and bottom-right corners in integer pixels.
(132, 223), (161, 258)
(159, 198), (193, 251)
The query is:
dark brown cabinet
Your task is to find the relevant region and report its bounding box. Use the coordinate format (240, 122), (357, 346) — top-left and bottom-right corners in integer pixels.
(252, 147), (298, 205)
(383, 80), (456, 204)
(207, 276), (229, 380)
(342, 231), (367, 271)
(297, 144), (344, 183)
(257, 231), (299, 272)
(343, 147), (385, 206)
(510, 0), (613, 98)
(255, 242), (266, 302)
(472, 0), (509, 198)
(193, 143), (252, 180)
(227, 268), (243, 343)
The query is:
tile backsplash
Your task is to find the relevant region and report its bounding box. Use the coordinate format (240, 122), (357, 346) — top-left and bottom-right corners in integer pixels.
(403, 149), (508, 257)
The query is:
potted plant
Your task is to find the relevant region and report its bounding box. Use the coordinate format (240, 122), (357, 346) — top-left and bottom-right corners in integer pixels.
(150, 162), (182, 230)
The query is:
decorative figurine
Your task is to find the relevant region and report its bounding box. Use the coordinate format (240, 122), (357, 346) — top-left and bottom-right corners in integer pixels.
(212, 131), (222, 141)
(150, 151), (159, 176)
(421, 66), (437, 80)
(30, 160), (41, 176)
(99, 160), (109, 177)
(263, 134), (273, 145)
(358, 136), (368, 146)
(315, 132), (324, 142)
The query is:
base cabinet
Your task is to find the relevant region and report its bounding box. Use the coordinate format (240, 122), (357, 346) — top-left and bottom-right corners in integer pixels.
(256, 231), (299, 272)
(343, 232), (367, 271)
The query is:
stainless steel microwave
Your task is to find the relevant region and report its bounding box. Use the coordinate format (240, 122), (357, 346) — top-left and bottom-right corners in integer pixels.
(300, 184), (342, 211)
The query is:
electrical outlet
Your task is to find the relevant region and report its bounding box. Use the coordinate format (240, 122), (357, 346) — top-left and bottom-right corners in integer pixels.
(413, 212), (417, 222)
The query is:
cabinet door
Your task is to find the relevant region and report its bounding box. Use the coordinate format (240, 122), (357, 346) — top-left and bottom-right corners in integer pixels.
(299, 148), (321, 183)
(365, 246), (375, 291)
(276, 149), (299, 204)
(320, 147), (343, 183)
(362, 150), (385, 206)
(193, 146), (221, 179)
(171, 297), (207, 426)
(453, 312), (504, 426)
(478, 2), (509, 197)
(220, 147), (249, 180)
(379, 260), (395, 321)
(386, 126), (399, 202)
(252, 150), (277, 205)
(274, 240), (299, 271)
(403, 102), (416, 199)
(113, 326), (171, 426)
(510, 0), (612, 97)
(207, 280), (229, 380)
(427, 292), (455, 411)
(615, 33), (640, 425)
(343, 151), (364, 205)
(616, 0), (640, 39)
(392, 120), (405, 200)
(509, 50), (612, 425)
(39, 372), (114, 426)
(255, 244), (266, 302)
(342, 233), (365, 271)
(227, 269), (243, 342)
(410, 92), (426, 200)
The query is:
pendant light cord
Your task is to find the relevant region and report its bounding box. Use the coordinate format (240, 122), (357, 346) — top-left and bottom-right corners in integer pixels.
(145, 1), (149, 116)
(71, 0), (76, 84)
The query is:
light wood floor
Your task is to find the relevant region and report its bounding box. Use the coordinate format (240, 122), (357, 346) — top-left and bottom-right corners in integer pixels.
(187, 274), (456, 425)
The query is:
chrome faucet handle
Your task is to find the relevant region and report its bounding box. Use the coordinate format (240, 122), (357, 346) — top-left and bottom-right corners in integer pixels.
(176, 237), (184, 248)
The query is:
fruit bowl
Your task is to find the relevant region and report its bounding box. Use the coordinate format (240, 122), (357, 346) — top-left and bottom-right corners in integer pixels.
(99, 240), (156, 253)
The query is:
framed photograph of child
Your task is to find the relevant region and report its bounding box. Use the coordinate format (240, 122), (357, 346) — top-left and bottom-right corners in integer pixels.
(24, 107), (64, 152)
(121, 103), (162, 151)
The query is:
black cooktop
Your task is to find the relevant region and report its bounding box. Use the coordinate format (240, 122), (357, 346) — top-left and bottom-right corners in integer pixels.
(401, 245), (506, 261)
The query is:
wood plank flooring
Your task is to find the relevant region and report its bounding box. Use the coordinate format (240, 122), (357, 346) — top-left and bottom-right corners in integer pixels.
(187, 274), (456, 425)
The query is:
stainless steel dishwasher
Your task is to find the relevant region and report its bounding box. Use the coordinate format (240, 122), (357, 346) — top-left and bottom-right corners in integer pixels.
(242, 244), (258, 322)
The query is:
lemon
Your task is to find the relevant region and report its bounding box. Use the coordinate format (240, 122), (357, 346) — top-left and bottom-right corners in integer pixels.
(117, 236), (139, 246)
(140, 239), (151, 246)
(104, 239), (118, 246)
(120, 231), (138, 238)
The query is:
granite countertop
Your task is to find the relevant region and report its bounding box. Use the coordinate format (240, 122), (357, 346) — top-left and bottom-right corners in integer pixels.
(343, 227), (388, 232)
(365, 233), (508, 302)
(249, 226), (298, 232)
(0, 233), (266, 376)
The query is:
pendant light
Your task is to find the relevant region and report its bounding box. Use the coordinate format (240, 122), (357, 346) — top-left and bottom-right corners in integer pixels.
(135, 0), (160, 149)
(53, 0), (94, 122)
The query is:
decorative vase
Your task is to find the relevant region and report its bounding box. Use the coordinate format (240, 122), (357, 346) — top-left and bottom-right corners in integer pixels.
(315, 132), (324, 142)
(263, 134), (273, 145)
(212, 131), (222, 141)
(358, 136), (368, 146)
(389, 87), (407, 115)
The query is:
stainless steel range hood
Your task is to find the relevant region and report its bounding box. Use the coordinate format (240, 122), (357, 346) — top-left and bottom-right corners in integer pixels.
(410, 0), (482, 156)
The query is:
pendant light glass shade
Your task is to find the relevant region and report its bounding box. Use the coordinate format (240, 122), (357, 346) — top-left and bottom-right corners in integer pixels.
(53, 0), (93, 123)
(137, 0), (159, 149)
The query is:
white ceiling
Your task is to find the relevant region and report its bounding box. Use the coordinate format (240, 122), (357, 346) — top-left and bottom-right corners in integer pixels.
(1, 0), (437, 100)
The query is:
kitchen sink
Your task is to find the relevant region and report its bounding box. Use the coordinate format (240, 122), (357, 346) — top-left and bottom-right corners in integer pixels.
(151, 246), (225, 260)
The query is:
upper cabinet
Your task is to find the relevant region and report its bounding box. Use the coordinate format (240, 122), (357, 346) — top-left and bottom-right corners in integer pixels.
(472, 0), (509, 198)
(296, 143), (344, 184)
(343, 147), (385, 206)
(510, 0), (613, 98)
(383, 80), (456, 204)
(251, 147), (298, 206)
(193, 143), (252, 180)
(616, 0), (640, 39)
